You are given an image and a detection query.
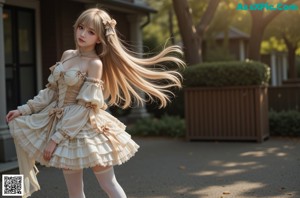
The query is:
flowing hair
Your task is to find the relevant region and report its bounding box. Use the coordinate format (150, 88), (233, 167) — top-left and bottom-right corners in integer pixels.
(74, 8), (185, 109)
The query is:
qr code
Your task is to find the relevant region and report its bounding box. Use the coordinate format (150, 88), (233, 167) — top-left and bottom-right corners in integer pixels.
(2, 174), (24, 196)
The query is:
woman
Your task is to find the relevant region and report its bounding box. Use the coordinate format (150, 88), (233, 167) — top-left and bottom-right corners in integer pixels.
(6, 8), (185, 198)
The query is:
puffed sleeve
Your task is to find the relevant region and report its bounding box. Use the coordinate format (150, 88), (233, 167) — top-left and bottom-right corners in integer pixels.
(76, 77), (107, 111)
(17, 65), (58, 115)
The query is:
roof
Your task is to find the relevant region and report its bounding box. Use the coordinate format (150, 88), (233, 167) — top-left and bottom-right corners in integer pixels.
(215, 26), (249, 40)
(99, 0), (157, 14)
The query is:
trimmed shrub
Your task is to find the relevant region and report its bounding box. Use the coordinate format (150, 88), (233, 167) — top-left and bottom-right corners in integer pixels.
(183, 60), (270, 87)
(269, 110), (300, 136)
(127, 115), (185, 137)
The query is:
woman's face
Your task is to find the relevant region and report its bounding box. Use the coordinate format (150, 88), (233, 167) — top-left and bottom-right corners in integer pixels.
(76, 23), (100, 50)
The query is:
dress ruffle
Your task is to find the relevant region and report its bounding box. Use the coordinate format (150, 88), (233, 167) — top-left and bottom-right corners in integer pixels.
(9, 106), (139, 169)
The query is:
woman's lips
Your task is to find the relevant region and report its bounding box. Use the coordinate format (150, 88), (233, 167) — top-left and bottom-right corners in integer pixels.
(78, 38), (85, 42)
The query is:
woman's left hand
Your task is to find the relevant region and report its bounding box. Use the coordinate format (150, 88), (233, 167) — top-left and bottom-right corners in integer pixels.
(43, 140), (57, 161)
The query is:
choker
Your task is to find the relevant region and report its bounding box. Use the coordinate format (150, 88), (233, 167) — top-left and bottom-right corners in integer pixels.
(77, 49), (98, 58)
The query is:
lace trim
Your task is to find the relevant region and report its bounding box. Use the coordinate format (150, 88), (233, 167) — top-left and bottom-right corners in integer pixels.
(58, 129), (71, 140)
(27, 101), (35, 113)
(85, 77), (104, 89)
(77, 99), (107, 111)
(17, 105), (31, 116)
(85, 77), (103, 84)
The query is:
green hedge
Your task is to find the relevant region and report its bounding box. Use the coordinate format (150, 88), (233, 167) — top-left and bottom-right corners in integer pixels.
(269, 110), (300, 136)
(127, 110), (300, 137)
(127, 115), (185, 137)
(183, 60), (270, 87)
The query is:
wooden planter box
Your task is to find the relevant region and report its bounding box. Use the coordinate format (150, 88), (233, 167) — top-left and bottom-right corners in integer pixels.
(185, 86), (269, 142)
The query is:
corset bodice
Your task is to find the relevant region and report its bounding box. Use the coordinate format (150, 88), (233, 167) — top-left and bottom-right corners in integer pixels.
(51, 62), (86, 107)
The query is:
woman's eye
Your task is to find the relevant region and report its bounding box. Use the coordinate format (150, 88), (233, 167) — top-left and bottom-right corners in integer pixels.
(78, 25), (84, 30)
(88, 31), (95, 35)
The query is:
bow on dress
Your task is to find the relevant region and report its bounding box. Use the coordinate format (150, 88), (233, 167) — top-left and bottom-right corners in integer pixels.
(47, 107), (64, 141)
(83, 101), (126, 159)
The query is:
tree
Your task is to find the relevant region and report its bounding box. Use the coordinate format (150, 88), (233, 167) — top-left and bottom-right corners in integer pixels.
(244, 0), (300, 61)
(143, 1), (176, 47)
(265, 9), (300, 79)
(172, 0), (220, 65)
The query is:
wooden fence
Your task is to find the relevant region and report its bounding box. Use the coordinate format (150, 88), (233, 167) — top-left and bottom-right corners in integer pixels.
(185, 86), (269, 142)
(268, 85), (300, 112)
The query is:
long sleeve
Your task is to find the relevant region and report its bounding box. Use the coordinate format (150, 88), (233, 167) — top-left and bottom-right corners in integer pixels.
(17, 66), (58, 115)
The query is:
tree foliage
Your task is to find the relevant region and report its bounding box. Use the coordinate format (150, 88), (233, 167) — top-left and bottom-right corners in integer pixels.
(143, 0), (300, 65)
(242, 0), (300, 60)
(264, 7), (300, 78)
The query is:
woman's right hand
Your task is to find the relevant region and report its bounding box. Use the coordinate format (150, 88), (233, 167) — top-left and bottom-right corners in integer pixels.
(6, 110), (21, 123)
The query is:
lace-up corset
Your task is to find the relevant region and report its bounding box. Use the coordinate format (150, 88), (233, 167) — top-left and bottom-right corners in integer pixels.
(50, 62), (86, 107)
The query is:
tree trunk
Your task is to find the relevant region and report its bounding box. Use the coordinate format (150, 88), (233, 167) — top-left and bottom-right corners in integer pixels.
(172, 0), (202, 65)
(172, 0), (220, 65)
(168, 9), (175, 45)
(248, 21), (265, 61)
(283, 36), (297, 79)
(245, 0), (300, 61)
(288, 49), (297, 79)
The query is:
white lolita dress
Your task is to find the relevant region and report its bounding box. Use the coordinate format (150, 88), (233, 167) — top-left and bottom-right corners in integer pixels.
(8, 55), (139, 197)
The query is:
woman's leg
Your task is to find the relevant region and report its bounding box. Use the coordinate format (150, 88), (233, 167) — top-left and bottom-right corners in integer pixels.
(63, 169), (85, 198)
(92, 166), (127, 198)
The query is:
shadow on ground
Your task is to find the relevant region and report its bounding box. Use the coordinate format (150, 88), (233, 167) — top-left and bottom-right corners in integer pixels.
(1, 136), (299, 198)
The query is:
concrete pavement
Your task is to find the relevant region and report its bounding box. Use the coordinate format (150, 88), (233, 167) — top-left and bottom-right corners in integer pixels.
(1, 137), (300, 198)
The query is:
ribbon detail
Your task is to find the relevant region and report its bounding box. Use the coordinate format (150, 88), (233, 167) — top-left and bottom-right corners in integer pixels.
(47, 107), (64, 141)
(103, 19), (117, 36)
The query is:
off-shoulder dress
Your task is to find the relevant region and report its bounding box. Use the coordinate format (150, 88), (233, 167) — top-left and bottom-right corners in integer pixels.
(8, 54), (139, 197)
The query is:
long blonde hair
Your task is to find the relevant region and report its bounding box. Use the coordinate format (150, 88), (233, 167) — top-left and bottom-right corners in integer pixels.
(74, 8), (185, 108)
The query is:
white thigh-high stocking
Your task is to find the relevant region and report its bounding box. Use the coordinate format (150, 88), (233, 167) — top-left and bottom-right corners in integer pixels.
(63, 169), (86, 198)
(93, 167), (127, 198)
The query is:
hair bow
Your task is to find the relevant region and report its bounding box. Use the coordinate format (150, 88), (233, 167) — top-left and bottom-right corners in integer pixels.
(103, 19), (117, 36)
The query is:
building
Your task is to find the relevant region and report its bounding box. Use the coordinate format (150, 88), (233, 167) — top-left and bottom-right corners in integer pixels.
(0, 0), (155, 162)
(203, 26), (288, 86)
(202, 26), (249, 62)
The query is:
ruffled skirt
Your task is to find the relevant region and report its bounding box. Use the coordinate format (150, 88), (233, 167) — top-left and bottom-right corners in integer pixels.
(9, 104), (139, 170)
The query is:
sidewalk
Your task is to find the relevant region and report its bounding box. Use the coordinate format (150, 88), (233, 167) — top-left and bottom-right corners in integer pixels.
(1, 137), (300, 198)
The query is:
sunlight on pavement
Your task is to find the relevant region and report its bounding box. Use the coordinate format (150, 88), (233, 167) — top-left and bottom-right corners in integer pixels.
(266, 147), (280, 153)
(276, 152), (287, 157)
(240, 151), (266, 157)
(191, 169), (246, 177)
(221, 161), (257, 167)
(189, 181), (266, 197)
(194, 170), (217, 176)
(240, 149), (288, 157)
(192, 160), (266, 177)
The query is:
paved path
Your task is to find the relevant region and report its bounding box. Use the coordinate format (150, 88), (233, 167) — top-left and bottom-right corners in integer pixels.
(1, 137), (300, 198)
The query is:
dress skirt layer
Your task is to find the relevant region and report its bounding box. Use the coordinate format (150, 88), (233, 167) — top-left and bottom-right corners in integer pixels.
(8, 62), (139, 197)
